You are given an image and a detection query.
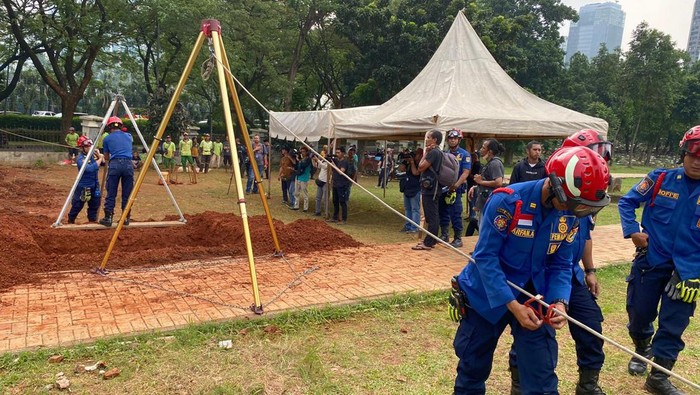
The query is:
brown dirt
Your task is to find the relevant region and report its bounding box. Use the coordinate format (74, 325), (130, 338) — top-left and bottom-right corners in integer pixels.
(0, 167), (363, 290)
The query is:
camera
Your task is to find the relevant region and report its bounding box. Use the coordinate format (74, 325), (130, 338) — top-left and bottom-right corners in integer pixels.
(398, 150), (416, 166)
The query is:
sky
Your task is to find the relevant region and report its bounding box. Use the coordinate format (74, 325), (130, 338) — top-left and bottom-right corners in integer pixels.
(559, 0), (696, 52)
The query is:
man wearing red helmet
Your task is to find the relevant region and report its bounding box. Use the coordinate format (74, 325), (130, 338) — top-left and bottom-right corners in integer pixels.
(451, 146), (610, 394)
(99, 116), (134, 227)
(509, 129), (611, 395)
(618, 125), (700, 395)
(67, 138), (104, 224)
(439, 129), (472, 248)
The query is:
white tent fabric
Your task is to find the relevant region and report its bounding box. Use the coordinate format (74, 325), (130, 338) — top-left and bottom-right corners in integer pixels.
(269, 106), (378, 142)
(333, 11), (607, 140)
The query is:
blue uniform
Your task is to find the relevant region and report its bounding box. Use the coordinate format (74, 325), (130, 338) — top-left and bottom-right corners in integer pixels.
(618, 167), (700, 360)
(102, 131), (134, 214)
(439, 147), (471, 237)
(509, 215), (605, 373)
(68, 153), (102, 222)
(453, 179), (578, 394)
(568, 216), (605, 370)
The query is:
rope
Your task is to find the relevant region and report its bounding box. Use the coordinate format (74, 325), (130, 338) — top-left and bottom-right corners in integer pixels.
(0, 127), (74, 149)
(207, 52), (700, 391)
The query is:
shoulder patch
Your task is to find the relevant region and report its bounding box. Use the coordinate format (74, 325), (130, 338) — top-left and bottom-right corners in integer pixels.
(465, 155), (471, 163)
(497, 207), (513, 220)
(635, 176), (654, 195)
(493, 215), (508, 231)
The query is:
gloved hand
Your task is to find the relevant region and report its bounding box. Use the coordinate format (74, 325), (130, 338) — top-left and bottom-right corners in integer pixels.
(665, 271), (681, 300)
(677, 278), (700, 303)
(444, 191), (457, 205)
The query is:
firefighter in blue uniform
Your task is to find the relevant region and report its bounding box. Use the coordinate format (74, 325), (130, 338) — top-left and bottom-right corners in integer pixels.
(618, 125), (700, 395)
(451, 146), (611, 395)
(67, 138), (104, 224)
(508, 129), (613, 395)
(439, 129), (471, 248)
(99, 116), (134, 227)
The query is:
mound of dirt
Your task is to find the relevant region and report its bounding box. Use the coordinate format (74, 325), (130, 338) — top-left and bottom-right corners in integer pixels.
(0, 167), (363, 290)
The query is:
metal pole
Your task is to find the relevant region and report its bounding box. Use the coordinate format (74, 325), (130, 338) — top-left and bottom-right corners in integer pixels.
(122, 100), (186, 223)
(53, 100), (117, 227)
(97, 31), (206, 272)
(211, 27), (263, 313)
(219, 43), (282, 256)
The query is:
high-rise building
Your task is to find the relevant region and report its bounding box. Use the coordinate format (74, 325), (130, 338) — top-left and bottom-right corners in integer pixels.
(688, 0), (700, 62)
(565, 2), (626, 63)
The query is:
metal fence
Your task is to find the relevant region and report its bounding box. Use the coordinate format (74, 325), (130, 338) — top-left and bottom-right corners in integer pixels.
(0, 128), (68, 152)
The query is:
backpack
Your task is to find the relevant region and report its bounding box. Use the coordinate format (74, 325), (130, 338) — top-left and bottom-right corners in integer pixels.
(432, 151), (460, 188)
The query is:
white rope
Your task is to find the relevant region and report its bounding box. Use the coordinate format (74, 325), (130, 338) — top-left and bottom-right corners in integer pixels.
(209, 52), (700, 391)
(0, 128), (75, 149)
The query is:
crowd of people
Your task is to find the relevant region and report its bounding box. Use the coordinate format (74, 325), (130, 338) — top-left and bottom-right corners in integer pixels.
(62, 118), (700, 394)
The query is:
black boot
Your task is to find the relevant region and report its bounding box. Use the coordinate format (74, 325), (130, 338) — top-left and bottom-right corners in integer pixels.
(99, 211), (113, 227)
(576, 369), (606, 395)
(67, 216), (76, 224)
(439, 227), (449, 242)
(123, 216), (130, 226)
(644, 358), (685, 395)
(510, 366), (521, 395)
(629, 337), (652, 376)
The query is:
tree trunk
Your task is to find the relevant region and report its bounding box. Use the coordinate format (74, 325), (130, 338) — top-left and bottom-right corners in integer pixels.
(628, 118), (641, 167)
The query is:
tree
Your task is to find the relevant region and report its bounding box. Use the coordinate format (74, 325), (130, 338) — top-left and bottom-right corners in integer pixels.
(2, 0), (121, 130)
(619, 23), (685, 165)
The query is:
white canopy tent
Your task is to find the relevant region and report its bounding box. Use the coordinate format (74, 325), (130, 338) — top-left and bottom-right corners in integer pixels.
(269, 10), (607, 142)
(269, 106), (378, 142)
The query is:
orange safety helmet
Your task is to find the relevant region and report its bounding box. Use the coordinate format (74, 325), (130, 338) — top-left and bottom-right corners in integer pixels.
(545, 146), (611, 217)
(562, 129), (612, 163)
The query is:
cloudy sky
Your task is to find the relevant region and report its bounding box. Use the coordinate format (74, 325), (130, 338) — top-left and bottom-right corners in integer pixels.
(559, 0), (696, 51)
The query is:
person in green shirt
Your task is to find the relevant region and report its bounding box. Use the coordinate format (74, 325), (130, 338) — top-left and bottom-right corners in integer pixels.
(161, 135), (176, 182)
(65, 127), (80, 161)
(179, 132), (195, 172)
(212, 136), (223, 169)
(199, 133), (214, 173)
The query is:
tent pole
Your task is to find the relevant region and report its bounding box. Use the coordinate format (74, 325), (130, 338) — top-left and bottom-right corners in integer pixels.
(383, 139), (387, 198)
(219, 44), (282, 257)
(97, 31), (206, 272)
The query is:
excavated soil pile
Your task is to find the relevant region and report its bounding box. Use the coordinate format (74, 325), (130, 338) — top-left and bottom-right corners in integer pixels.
(0, 168), (363, 290)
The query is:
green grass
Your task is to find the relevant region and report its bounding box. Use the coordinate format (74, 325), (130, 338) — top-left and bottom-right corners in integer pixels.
(1, 265), (698, 394)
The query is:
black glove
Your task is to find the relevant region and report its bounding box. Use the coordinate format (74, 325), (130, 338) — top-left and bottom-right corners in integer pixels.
(665, 271), (681, 300)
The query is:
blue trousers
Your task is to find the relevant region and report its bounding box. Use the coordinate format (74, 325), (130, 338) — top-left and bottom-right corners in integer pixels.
(104, 158), (134, 213)
(68, 186), (101, 222)
(288, 178), (296, 206)
(626, 254), (696, 361)
(332, 186), (349, 221)
(403, 193), (420, 231)
(454, 300), (560, 395)
(281, 179), (291, 203)
(246, 163), (263, 193)
(509, 275), (605, 371)
(439, 192), (464, 237)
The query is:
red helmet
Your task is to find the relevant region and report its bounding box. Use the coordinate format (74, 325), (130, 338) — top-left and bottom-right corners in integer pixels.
(562, 129), (613, 163)
(77, 135), (88, 147)
(107, 116), (123, 129)
(79, 138), (93, 148)
(679, 125), (700, 155)
(545, 146), (611, 217)
(447, 129), (463, 139)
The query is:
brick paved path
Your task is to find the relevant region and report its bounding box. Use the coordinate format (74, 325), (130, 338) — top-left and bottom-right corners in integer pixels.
(0, 224), (634, 352)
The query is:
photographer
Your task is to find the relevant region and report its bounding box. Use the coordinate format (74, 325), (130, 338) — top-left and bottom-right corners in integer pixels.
(278, 146), (295, 205)
(412, 129), (443, 251)
(399, 148), (422, 233)
(468, 138), (505, 227)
